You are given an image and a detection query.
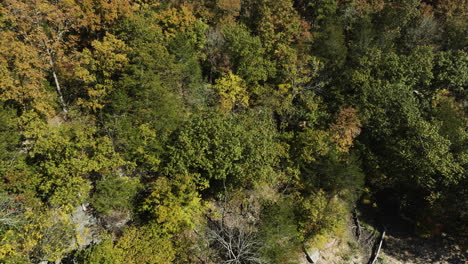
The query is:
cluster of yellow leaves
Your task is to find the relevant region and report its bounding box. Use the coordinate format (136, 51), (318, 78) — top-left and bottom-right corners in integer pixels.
(134, 123), (161, 170)
(0, 31), (55, 117)
(217, 0), (241, 15)
(154, 4), (197, 39)
(1, 0), (88, 115)
(142, 174), (204, 234)
(434, 0), (468, 18)
(256, 0), (309, 52)
(297, 129), (332, 163)
(80, 225), (176, 264)
(77, 0), (137, 31)
(353, 0), (385, 14)
(75, 33), (130, 111)
(298, 190), (347, 246)
(114, 225), (175, 264)
(214, 72), (249, 112)
(0, 209), (75, 263)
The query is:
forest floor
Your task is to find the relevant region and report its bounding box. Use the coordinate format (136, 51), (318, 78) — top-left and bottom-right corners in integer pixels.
(380, 234), (467, 264)
(379, 219), (467, 264)
(313, 211), (467, 264)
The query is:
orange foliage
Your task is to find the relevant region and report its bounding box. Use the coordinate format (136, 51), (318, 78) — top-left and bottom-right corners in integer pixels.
(330, 107), (362, 153)
(0, 31), (55, 116)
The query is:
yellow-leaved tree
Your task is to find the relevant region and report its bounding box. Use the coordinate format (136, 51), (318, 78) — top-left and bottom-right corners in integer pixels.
(74, 33), (130, 111)
(213, 72), (249, 112)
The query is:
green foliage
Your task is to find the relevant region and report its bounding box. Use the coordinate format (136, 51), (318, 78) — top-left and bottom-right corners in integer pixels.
(296, 190), (347, 244)
(1, 0), (467, 261)
(308, 0), (338, 24)
(313, 20), (347, 68)
(92, 176), (140, 215)
(222, 23), (274, 84)
(163, 111), (282, 188)
(78, 224), (176, 264)
(434, 50), (467, 96)
(24, 116), (126, 211)
(114, 224), (175, 264)
(78, 238), (117, 264)
(259, 198), (302, 264)
(0, 105), (18, 172)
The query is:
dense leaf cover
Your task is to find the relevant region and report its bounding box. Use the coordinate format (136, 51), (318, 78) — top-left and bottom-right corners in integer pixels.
(0, 0), (466, 263)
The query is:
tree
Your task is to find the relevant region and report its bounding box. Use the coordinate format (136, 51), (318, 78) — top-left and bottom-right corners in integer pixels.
(74, 33), (130, 111)
(0, 105), (19, 171)
(329, 107), (362, 153)
(1, 0), (87, 113)
(113, 224), (176, 264)
(221, 23), (274, 84)
(0, 31), (55, 116)
(259, 199), (302, 264)
(140, 174), (203, 234)
(78, 224), (176, 264)
(312, 19), (348, 68)
(213, 72), (249, 112)
(23, 116), (126, 211)
(163, 111), (281, 189)
(433, 50), (467, 99)
(296, 190), (347, 247)
(0, 192), (22, 233)
(0, 209), (75, 263)
(92, 175), (140, 216)
(76, 0), (136, 32)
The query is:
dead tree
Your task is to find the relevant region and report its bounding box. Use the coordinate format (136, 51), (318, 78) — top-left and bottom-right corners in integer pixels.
(368, 229), (386, 264)
(207, 216), (263, 264)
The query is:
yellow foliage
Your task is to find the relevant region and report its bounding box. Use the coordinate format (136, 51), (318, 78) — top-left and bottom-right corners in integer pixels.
(154, 4), (197, 39)
(298, 190), (348, 246)
(75, 33), (130, 111)
(214, 72), (249, 112)
(142, 174), (204, 234)
(114, 225), (176, 264)
(0, 31), (55, 117)
(0, 209), (75, 263)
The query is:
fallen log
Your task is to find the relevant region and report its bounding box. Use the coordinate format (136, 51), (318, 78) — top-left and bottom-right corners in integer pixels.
(369, 229), (386, 264)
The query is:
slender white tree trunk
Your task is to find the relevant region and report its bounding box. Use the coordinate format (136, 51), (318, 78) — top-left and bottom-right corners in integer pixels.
(43, 40), (68, 113)
(48, 57), (68, 113)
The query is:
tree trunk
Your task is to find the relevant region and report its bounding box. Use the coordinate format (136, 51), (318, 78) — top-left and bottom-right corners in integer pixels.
(43, 40), (68, 114)
(48, 57), (68, 113)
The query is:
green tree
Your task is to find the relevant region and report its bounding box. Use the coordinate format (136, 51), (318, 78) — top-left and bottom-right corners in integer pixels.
(92, 176), (140, 216)
(163, 111), (282, 189)
(23, 116), (126, 211)
(259, 198), (302, 264)
(221, 23), (274, 84)
(114, 224), (175, 264)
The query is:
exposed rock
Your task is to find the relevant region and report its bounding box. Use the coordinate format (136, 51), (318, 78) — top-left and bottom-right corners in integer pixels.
(71, 203), (98, 248)
(308, 248), (320, 263)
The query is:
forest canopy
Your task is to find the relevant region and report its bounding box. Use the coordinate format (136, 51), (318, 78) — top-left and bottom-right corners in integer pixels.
(0, 0), (466, 263)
